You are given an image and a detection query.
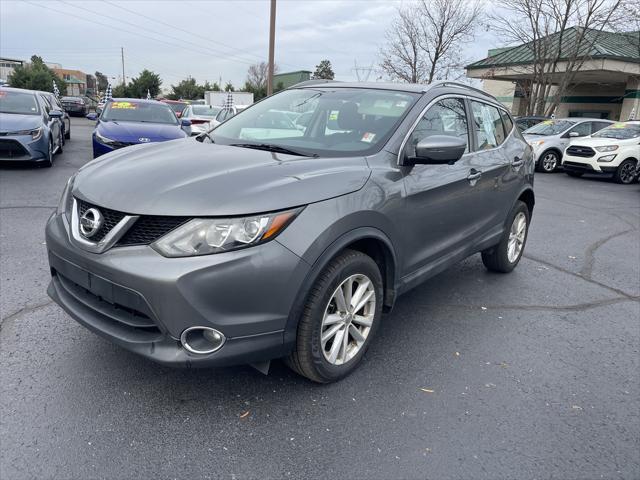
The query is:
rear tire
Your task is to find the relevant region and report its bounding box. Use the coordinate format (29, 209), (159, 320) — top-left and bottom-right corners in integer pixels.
(613, 159), (637, 184)
(566, 171), (583, 178)
(482, 201), (530, 273)
(285, 249), (383, 383)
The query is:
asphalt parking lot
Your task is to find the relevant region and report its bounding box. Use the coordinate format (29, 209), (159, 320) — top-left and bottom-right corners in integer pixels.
(1, 117), (639, 480)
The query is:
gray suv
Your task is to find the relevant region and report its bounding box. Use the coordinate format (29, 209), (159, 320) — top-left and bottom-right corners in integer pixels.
(46, 81), (534, 383)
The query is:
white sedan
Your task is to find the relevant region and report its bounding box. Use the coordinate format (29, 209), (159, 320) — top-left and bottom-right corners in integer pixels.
(181, 104), (221, 136)
(562, 121), (640, 184)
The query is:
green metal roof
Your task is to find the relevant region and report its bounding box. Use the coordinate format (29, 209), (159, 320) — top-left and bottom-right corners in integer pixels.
(467, 27), (640, 69)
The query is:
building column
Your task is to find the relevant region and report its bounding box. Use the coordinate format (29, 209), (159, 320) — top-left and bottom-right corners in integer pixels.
(620, 77), (639, 121)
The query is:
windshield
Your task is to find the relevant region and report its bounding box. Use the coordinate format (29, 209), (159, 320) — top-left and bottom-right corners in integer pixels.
(0, 90), (40, 115)
(192, 105), (220, 117)
(211, 88), (419, 157)
(592, 123), (640, 140)
(101, 101), (179, 124)
(524, 119), (575, 136)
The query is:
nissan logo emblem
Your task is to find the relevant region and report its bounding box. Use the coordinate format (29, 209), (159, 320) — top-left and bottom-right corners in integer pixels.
(79, 208), (104, 238)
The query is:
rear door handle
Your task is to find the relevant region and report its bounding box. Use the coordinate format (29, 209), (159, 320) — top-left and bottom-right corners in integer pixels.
(467, 169), (482, 182)
(512, 156), (524, 167)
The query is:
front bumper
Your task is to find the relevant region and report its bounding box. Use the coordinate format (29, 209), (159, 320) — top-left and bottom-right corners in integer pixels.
(562, 154), (617, 174)
(45, 212), (310, 367)
(0, 134), (48, 162)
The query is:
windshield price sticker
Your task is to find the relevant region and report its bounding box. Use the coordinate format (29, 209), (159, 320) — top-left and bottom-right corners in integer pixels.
(111, 102), (138, 109)
(329, 111), (339, 121)
(542, 120), (554, 125)
(612, 123), (626, 128)
(361, 132), (376, 143)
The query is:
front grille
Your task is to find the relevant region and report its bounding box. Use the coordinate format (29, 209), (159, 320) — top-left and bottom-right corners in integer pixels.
(563, 161), (594, 171)
(566, 145), (595, 158)
(75, 198), (190, 246)
(0, 139), (29, 159)
(117, 216), (189, 246)
(77, 199), (126, 242)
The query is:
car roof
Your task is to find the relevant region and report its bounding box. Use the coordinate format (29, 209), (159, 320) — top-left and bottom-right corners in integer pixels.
(0, 86), (38, 95)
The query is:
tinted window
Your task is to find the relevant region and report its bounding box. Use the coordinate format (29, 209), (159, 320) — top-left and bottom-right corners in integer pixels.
(406, 98), (469, 157)
(192, 105), (220, 117)
(471, 101), (506, 149)
(101, 101), (179, 125)
(0, 90), (40, 115)
(500, 110), (514, 135)
(568, 122), (591, 137)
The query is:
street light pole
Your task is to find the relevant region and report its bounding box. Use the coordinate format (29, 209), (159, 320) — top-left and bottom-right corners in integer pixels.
(121, 47), (126, 86)
(267, 0), (276, 96)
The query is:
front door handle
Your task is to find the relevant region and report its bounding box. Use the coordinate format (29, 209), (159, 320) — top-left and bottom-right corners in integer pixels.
(512, 156), (524, 167)
(467, 169), (482, 182)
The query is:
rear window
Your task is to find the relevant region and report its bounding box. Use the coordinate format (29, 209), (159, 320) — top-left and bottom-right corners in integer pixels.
(0, 90), (40, 115)
(192, 105), (221, 117)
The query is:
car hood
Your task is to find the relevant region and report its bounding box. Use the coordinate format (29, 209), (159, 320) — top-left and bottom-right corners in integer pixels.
(0, 112), (42, 133)
(569, 136), (637, 147)
(73, 140), (371, 216)
(96, 120), (187, 142)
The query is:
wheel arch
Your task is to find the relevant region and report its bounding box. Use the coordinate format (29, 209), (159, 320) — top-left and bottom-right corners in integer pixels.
(283, 227), (398, 348)
(517, 188), (535, 216)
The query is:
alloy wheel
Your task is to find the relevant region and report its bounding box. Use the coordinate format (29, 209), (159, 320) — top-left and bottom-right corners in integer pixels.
(507, 212), (527, 263)
(619, 162), (636, 184)
(542, 152), (557, 172)
(320, 274), (376, 365)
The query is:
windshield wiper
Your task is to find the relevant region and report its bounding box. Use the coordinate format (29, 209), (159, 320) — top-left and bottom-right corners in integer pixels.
(230, 143), (318, 157)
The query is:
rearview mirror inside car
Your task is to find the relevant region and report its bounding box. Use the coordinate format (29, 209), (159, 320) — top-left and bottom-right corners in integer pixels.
(403, 135), (467, 166)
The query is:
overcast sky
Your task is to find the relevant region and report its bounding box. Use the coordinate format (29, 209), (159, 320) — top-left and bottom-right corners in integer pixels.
(1, 0), (498, 91)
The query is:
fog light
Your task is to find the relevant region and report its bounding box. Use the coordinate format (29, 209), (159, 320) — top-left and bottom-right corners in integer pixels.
(180, 326), (226, 354)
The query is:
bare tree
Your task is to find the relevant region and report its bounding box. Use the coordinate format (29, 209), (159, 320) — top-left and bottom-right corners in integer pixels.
(246, 61), (279, 91)
(379, 0), (483, 84)
(491, 0), (628, 116)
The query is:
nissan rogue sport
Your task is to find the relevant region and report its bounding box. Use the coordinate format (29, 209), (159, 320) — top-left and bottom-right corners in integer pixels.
(46, 81), (534, 383)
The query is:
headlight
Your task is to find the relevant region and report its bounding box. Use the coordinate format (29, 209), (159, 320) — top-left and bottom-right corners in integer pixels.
(529, 140), (544, 148)
(595, 145), (618, 152)
(57, 174), (76, 218)
(152, 208), (303, 257)
(598, 154), (616, 162)
(8, 127), (42, 140)
(95, 130), (117, 145)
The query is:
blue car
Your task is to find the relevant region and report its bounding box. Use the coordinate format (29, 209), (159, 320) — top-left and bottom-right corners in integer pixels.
(88, 98), (190, 158)
(0, 87), (65, 167)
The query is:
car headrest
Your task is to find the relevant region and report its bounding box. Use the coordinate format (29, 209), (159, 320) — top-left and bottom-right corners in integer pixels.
(337, 102), (362, 130)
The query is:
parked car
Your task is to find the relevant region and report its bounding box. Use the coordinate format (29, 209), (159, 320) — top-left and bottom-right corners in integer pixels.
(60, 96), (88, 116)
(160, 99), (188, 118)
(0, 87), (64, 167)
(523, 117), (613, 172)
(562, 121), (640, 184)
(515, 115), (549, 132)
(46, 81), (534, 383)
(36, 90), (71, 142)
(87, 98), (191, 158)
(210, 105), (247, 128)
(180, 104), (221, 135)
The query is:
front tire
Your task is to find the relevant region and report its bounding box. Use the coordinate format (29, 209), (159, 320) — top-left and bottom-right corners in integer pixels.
(285, 249), (383, 383)
(56, 129), (63, 155)
(42, 137), (54, 168)
(613, 159), (637, 184)
(536, 150), (560, 173)
(64, 120), (71, 140)
(482, 201), (530, 273)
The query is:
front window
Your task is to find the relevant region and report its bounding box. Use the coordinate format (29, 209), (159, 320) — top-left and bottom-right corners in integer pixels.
(101, 101), (179, 125)
(211, 88), (419, 157)
(592, 123), (640, 140)
(0, 90), (40, 115)
(524, 119), (575, 136)
(406, 98), (469, 156)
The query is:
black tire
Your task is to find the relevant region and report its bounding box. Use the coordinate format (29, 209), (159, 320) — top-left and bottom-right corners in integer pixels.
(64, 120), (71, 140)
(285, 249), (383, 383)
(56, 129), (63, 155)
(566, 171), (583, 178)
(613, 159), (637, 184)
(536, 150), (560, 173)
(482, 201), (530, 273)
(42, 137), (54, 168)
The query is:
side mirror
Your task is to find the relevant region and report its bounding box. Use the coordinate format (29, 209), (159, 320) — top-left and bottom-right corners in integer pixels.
(181, 118), (192, 127)
(49, 109), (63, 119)
(569, 131), (580, 137)
(403, 135), (467, 166)
(86, 112), (98, 121)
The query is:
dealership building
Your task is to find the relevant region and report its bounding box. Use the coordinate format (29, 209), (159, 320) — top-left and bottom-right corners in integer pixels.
(466, 28), (639, 120)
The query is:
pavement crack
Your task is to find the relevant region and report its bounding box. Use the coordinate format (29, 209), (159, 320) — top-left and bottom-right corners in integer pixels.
(0, 300), (54, 332)
(524, 253), (636, 299)
(580, 228), (633, 280)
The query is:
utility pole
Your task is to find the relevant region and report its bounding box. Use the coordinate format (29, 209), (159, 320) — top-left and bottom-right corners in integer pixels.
(267, 0), (276, 96)
(121, 47), (126, 86)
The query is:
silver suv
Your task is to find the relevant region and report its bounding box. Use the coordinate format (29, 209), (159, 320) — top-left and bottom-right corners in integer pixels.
(46, 81), (534, 383)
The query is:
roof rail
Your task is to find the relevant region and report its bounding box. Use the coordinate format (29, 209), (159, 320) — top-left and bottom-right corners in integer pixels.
(290, 79), (340, 88)
(426, 80), (497, 101)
